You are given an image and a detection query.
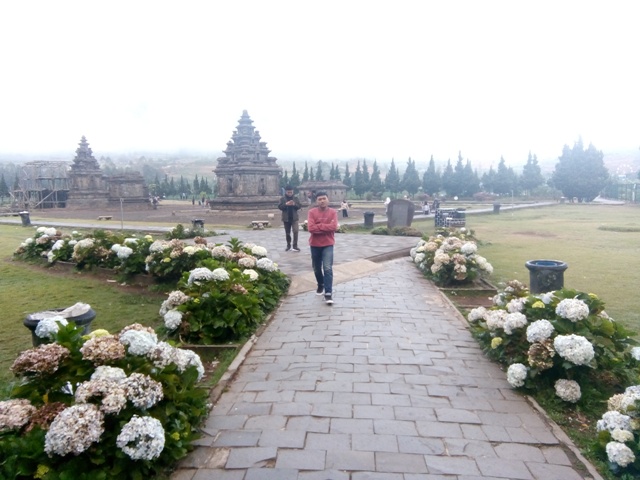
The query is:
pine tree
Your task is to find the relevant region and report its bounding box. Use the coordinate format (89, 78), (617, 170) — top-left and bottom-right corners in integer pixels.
(342, 163), (352, 192)
(290, 162), (301, 188)
(422, 155), (440, 196)
(193, 175), (200, 193)
(354, 161), (366, 198)
(315, 161), (323, 181)
(362, 160), (371, 190)
(401, 158), (421, 197)
(385, 159), (401, 195)
(0, 173), (9, 203)
(493, 157), (518, 195)
(551, 139), (609, 201)
(521, 152), (545, 194)
(281, 171), (290, 188)
(481, 166), (496, 193)
(302, 162), (309, 182)
(463, 160), (480, 196)
(369, 161), (383, 196)
(334, 163), (342, 182)
(441, 159), (456, 196)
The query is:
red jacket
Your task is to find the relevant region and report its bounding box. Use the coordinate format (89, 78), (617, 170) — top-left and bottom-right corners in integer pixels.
(307, 207), (337, 247)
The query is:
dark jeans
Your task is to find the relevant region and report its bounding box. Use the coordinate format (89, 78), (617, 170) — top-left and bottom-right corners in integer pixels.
(283, 221), (299, 247)
(310, 245), (334, 294)
(342, 210), (348, 218)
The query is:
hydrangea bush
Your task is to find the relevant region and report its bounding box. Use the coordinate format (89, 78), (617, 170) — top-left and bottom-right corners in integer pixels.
(410, 228), (493, 286)
(0, 322), (209, 480)
(467, 281), (638, 406)
(594, 384), (640, 476)
(159, 240), (290, 344)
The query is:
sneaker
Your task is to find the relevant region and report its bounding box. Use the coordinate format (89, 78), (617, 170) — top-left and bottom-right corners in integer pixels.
(316, 286), (324, 295)
(325, 294), (333, 305)
(285, 245), (291, 251)
(292, 246), (300, 252)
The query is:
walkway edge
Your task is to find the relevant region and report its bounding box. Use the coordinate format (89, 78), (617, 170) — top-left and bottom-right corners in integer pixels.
(437, 282), (604, 480)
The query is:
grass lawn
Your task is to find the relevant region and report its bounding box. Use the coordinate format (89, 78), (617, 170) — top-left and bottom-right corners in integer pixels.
(414, 203), (640, 333)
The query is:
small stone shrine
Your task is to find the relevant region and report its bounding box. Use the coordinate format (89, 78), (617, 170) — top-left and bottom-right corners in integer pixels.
(210, 111), (282, 210)
(66, 136), (148, 209)
(298, 181), (348, 207)
(387, 198), (415, 228)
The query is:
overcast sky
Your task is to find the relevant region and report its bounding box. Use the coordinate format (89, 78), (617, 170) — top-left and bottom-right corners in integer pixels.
(1, 0), (638, 168)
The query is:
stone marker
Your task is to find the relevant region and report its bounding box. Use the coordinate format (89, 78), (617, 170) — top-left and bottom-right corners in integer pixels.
(387, 199), (415, 228)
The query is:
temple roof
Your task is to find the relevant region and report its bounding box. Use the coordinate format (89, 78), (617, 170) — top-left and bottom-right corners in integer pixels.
(216, 111), (277, 166)
(70, 136), (101, 172)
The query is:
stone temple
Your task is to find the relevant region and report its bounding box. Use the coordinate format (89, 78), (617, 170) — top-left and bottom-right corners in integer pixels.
(66, 136), (148, 209)
(210, 111), (282, 210)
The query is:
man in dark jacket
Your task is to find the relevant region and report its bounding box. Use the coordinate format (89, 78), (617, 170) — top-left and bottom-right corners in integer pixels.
(277, 186), (303, 251)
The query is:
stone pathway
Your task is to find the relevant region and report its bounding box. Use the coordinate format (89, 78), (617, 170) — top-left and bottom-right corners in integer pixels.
(173, 257), (599, 480)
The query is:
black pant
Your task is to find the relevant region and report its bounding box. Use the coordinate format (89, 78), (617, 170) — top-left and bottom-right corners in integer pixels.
(284, 221), (299, 247)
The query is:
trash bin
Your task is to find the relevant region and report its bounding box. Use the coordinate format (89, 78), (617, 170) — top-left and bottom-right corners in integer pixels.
(19, 211), (31, 226)
(525, 260), (568, 294)
(191, 219), (205, 229)
(24, 305), (96, 347)
(364, 211), (375, 228)
(493, 203), (501, 214)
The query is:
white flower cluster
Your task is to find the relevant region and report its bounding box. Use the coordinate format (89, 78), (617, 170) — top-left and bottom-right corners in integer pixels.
(119, 329), (159, 356)
(256, 257), (278, 272)
(539, 291), (556, 304)
(631, 347), (640, 361)
(607, 386), (640, 417)
(485, 310), (507, 331)
(506, 298), (525, 313)
(187, 267), (215, 285)
(467, 307), (487, 323)
(210, 245), (233, 259)
(44, 404), (105, 456)
(251, 245), (268, 257)
(37, 226), (58, 236)
(554, 379), (581, 403)
(460, 242), (477, 255)
(173, 347), (205, 380)
(159, 290), (191, 315)
(212, 267), (230, 281)
(503, 312), (528, 335)
(51, 239), (65, 251)
(118, 246), (133, 260)
(35, 315), (69, 339)
(163, 310), (183, 331)
(0, 398), (36, 432)
(74, 238), (95, 250)
(124, 237), (139, 245)
(507, 363), (528, 388)
(606, 442), (636, 468)
(553, 334), (595, 366)
(116, 415), (165, 460)
(555, 298), (590, 322)
(243, 269), (259, 281)
(597, 411), (633, 433)
(526, 319), (555, 343)
(238, 256), (257, 268)
(414, 253), (425, 265)
(124, 373), (164, 409)
(149, 240), (167, 253)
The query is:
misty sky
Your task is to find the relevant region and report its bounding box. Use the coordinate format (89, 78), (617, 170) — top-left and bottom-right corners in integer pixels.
(1, 1), (638, 167)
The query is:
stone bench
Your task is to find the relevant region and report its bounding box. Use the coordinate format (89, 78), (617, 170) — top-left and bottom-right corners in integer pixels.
(97, 215), (113, 220)
(251, 220), (270, 230)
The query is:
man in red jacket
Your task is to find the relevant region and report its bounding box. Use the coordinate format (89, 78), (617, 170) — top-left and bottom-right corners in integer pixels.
(307, 191), (337, 305)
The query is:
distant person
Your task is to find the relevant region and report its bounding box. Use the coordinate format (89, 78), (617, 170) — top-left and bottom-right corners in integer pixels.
(277, 185), (302, 252)
(422, 200), (430, 215)
(340, 200), (349, 218)
(307, 191), (338, 305)
(384, 197), (391, 215)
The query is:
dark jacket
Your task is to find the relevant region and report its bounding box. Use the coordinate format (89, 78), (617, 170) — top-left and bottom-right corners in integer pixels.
(278, 194), (302, 223)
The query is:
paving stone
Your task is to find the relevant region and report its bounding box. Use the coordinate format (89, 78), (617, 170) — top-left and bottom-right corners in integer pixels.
(225, 446), (277, 469)
(352, 433), (399, 453)
(393, 406), (436, 422)
(213, 430), (261, 447)
(494, 443), (545, 462)
(435, 407), (482, 424)
(424, 455), (481, 476)
(525, 461), (587, 480)
(245, 468), (299, 480)
(374, 419), (419, 436)
(397, 435), (445, 455)
(305, 432), (351, 451)
(257, 429), (306, 448)
(352, 473), (404, 480)
(416, 420), (464, 438)
(331, 418), (374, 434)
(476, 456), (533, 479)
(298, 469), (350, 480)
(286, 415), (330, 433)
(193, 470), (245, 480)
(541, 446), (573, 465)
(326, 449), (375, 471)
(244, 415), (287, 430)
(275, 449), (326, 470)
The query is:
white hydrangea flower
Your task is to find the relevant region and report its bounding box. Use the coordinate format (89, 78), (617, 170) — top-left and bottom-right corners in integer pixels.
(611, 428), (635, 443)
(35, 316), (69, 339)
(597, 411), (633, 433)
(91, 366), (128, 382)
(0, 399), (36, 432)
(539, 291), (555, 304)
(467, 307), (487, 323)
(460, 242), (477, 255)
(212, 268), (230, 281)
(44, 404), (105, 456)
(553, 334), (595, 366)
(187, 267), (214, 285)
(251, 245), (268, 257)
(119, 329), (158, 356)
(606, 441), (635, 468)
(555, 298), (590, 322)
(147, 341), (176, 369)
(75, 238), (95, 250)
(492, 294), (505, 307)
(124, 373), (164, 409)
(51, 239), (65, 251)
(414, 253), (425, 264)
(506, 363), (528, 388)
(506, 298), (526, 313)
(111, 243), (122, 253)
(631, 347), (640, 361)
(124, 237), (138, 245)
(526, 319), (555, 343)
(256, 258), (278, 272)
(238, 256), (256, 268)
(149, 240), (167, 253)
(503, 312), (528, 335)
(554, 379), (581, 403)
(211, 245), (233, 259)
(173, 348), (205, 381)
(24, 237), (34, 245)
(117, 246), (133, 260)
(485, 309), (507, 331)
(183, 245), (196, 255)
(243, 269), (259, 281)
(116, 415), (165, 460)
(159, 290), (190, 315)
(163, 310), (183, 331)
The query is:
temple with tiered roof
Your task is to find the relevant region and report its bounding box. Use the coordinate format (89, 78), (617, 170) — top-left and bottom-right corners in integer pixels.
(210, 111), (282, 210)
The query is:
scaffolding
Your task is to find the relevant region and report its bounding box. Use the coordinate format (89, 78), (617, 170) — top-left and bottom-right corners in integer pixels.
(12, 161), (70, 209)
